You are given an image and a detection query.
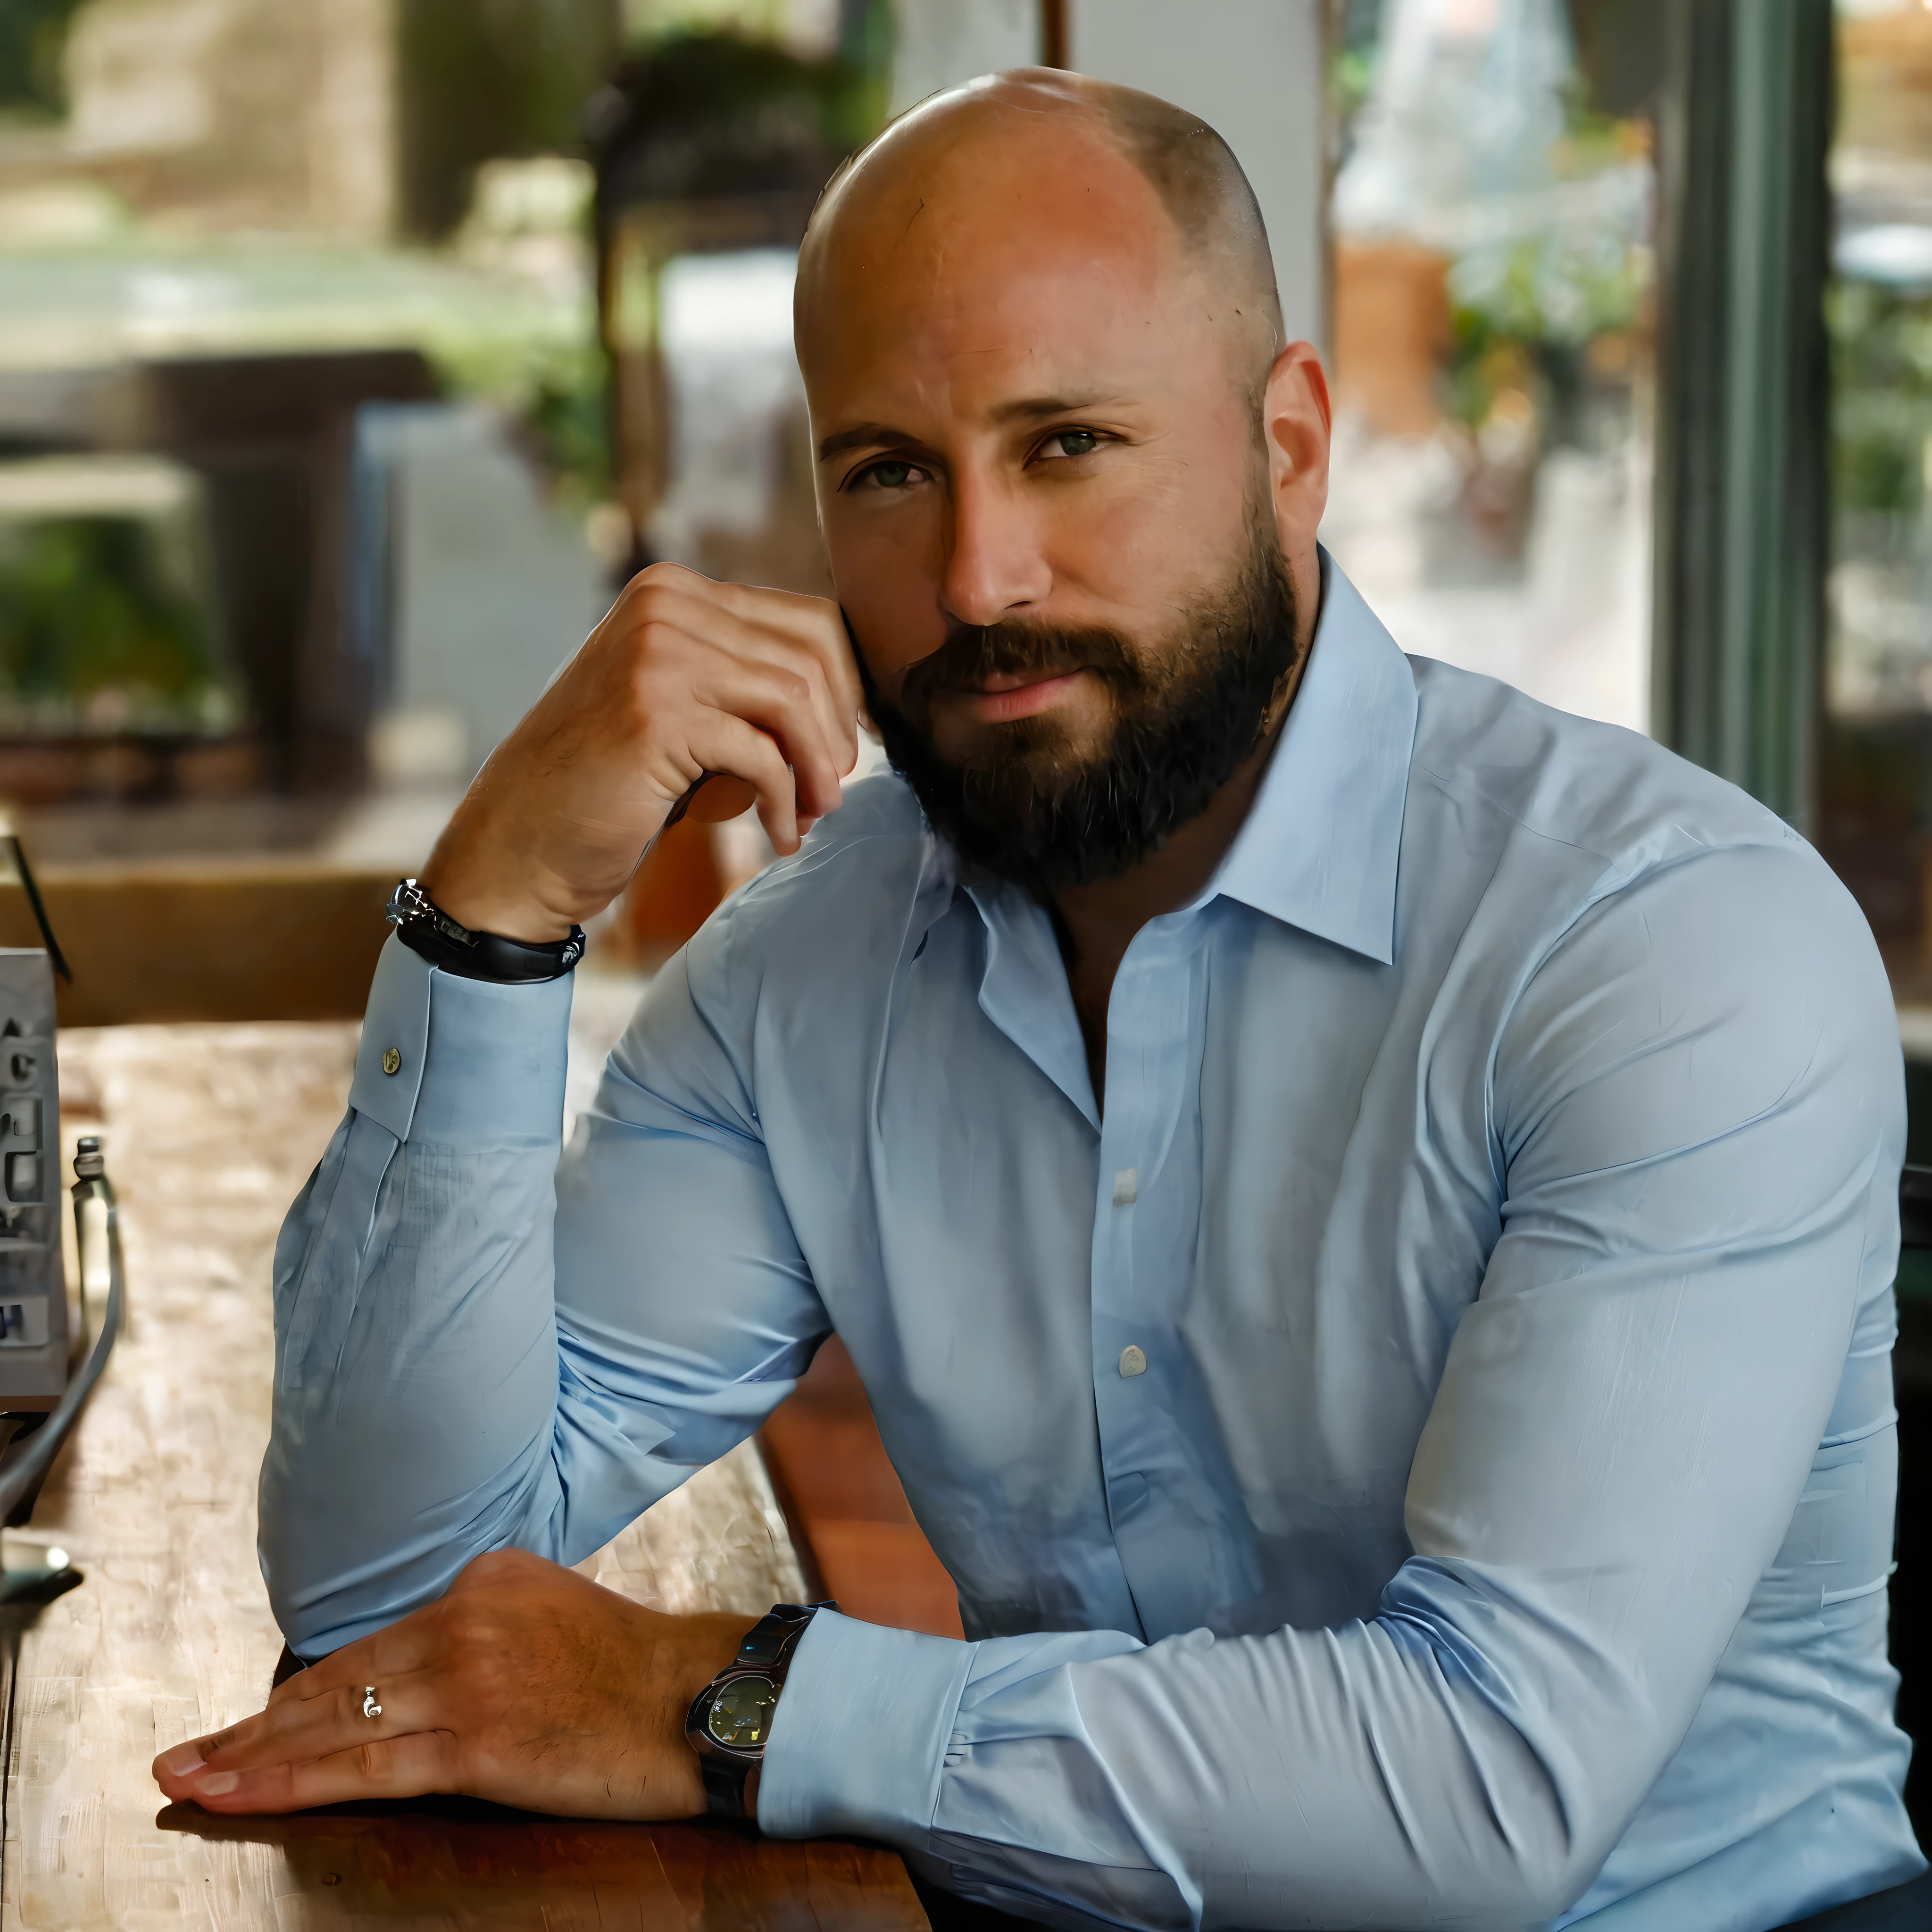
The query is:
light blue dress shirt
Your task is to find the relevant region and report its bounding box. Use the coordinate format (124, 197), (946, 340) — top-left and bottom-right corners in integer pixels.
(261, 560), (1924, 1931)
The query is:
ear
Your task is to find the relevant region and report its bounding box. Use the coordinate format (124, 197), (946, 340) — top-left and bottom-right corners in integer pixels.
(1262, 342), (1332, 571)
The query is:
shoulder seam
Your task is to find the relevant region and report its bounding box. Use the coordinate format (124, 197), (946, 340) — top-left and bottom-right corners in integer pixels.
(1412, 758), (1626, 872)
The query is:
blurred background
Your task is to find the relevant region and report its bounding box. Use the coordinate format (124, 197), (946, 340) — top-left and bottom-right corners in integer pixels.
(10, 0), (1932, 1839)
(0, 0), (1787, 1001)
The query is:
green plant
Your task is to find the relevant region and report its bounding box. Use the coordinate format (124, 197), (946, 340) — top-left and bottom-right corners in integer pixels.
(1829, 279), (1932, 518)
(0, 0), (85, 122)
(0, 518), (239, 734)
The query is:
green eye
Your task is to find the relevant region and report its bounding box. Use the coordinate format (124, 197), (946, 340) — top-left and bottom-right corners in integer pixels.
(862, 461), (916, 489)
(1050, 431), (1099, 458)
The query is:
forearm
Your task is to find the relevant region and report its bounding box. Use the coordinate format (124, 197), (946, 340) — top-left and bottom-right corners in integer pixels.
(258, 936), (831, 1658)
(762, 1587), (1614, 1932)
(259, 939), (580, 1654)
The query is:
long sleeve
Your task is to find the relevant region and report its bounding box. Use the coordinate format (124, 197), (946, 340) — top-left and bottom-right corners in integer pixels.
(258, 933), (827, 1657)
(758, 841), (1908, 1931)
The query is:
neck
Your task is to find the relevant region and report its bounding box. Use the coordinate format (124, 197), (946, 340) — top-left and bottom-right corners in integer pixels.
(1053, 548), (1320, 1114)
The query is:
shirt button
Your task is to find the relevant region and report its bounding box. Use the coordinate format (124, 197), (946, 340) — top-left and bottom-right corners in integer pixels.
(381, 1047), (401, 1075)
(1119, 1344), (1147, 1377)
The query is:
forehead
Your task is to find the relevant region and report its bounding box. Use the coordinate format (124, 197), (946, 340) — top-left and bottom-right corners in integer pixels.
(797, 111), (1206, 423)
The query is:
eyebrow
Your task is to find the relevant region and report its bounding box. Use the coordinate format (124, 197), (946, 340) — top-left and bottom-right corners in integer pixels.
(817, 423), (919, 462)
(990, 394), (1125, 424)
(816, 396), (1131, 464)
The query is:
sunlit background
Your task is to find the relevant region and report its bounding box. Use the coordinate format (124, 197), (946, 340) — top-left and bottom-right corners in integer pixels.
(0, 0), (1923, 988)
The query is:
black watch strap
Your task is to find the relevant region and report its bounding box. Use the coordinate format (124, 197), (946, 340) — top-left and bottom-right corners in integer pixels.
(689, 1601), (834, 1824)
(385, 878), (584, 984)
(734, 1602), (819, 1668)
(700, 1754), (753, 1817)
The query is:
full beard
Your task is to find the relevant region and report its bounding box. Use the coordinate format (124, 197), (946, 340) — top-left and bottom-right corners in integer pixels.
(860, 512), (1301, 898)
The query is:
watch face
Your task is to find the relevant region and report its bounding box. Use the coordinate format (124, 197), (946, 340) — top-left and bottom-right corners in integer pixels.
(707, 1674), (778, 1751)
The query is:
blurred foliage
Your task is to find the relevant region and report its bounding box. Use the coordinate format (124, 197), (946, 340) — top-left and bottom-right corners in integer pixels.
(398, 0), (622, 239)
(0, 0), (83, 121)
(1329, 0), (1382, 147)
(519, 345), (612, 505)
(1830, 279), (1932, 518)
(0, 519), (238, 735)
(1442, 227), (1643, 444)
(1440, 110), (1647, 448)
(434, 333), (612, 507)
(591, 26), (890, 204)
(625, 0), (891, 70)
(1449, 226), (1641, 357)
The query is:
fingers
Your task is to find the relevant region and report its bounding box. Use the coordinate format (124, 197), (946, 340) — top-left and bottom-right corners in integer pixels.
(182, 1726), (460, 1816)
(157, 1671), (433, 1798)
(642, 593), (854, 806)
(683, 710), (809, 854)
(622, 566), (859, 721)
(155, 1613), (440, 1800)
(678, 658), (846, 829)
(621, 567), (863, 785)
(264, 1617), (433, 1710)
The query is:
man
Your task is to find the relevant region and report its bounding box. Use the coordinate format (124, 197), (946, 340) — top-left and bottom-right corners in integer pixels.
(153, 71), (1923, 1930)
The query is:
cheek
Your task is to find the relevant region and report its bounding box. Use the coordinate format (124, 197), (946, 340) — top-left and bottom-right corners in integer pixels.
(823, 500), (949, 704)
(1048, 460), (1247, 614)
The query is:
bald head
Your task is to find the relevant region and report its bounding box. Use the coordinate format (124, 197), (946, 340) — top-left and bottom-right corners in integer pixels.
(797, 68), (1283, 396)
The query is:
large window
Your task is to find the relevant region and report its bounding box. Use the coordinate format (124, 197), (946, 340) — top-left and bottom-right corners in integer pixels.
(1828, 4), (1932, 997)
(1323, 0), (1659, 735)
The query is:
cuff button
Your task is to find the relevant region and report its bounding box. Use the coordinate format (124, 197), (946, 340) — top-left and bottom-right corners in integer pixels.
(381, 1047), (402, 1075)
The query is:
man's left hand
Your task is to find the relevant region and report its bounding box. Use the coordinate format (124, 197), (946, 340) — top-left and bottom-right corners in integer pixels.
(151, 1549), (746, 1818)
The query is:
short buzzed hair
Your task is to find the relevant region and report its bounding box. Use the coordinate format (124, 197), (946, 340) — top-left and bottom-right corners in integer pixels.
(1081, 77), (1282, 350)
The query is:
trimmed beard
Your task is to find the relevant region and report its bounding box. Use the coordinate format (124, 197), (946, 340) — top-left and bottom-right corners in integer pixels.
(859, 507), (1300, 897)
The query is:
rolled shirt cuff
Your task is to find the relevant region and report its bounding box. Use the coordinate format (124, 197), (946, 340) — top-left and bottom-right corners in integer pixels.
(757, 1607), (975, 1845)
(350, 932), (573, 1149)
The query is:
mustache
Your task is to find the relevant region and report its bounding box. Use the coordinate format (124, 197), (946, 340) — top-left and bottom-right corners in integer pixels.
(896, 622), (1141, 713)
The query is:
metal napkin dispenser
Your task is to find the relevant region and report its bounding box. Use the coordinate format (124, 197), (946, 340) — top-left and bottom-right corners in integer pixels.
(0, 949), (62, 1409)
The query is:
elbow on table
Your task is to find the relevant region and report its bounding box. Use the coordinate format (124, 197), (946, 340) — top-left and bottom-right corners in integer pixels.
(1201, 1832), (1607, 1932)
(256, 1521), (358, 1662)
(1335, 1723), (1628, 1928)
(1195, 1759), (1627, 1931)
(255, 1482), (402, 1663)
(1422, 1766), (1628, 1929)
(1449, 1845), (1604, 1931)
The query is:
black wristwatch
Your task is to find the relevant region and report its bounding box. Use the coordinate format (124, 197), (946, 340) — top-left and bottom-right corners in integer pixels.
(384, 878), (584, 984)
(685, 1601), (833, 1823)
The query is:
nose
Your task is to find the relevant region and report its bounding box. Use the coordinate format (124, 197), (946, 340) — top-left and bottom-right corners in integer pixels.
(941, 466), (1052, 628)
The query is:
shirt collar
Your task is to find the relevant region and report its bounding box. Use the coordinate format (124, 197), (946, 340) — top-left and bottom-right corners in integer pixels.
(1196, 550), (1416, 964)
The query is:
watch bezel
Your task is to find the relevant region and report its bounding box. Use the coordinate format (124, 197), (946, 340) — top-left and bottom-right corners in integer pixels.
(697, 1668), (781, 1759)
(684, 1601), (835, 1823)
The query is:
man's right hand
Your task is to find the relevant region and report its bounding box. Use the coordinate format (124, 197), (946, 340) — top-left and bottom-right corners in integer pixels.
(418, 563), (865, 942)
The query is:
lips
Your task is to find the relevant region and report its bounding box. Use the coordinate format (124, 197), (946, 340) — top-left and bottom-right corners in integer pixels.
(947, 667), (1089, 724)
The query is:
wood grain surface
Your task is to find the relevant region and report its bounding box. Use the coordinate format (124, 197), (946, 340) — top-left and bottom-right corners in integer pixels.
(0, 995), (927, 1930)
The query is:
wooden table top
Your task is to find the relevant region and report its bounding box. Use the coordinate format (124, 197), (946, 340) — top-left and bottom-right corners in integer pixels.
(0, 1002), (929, 1931)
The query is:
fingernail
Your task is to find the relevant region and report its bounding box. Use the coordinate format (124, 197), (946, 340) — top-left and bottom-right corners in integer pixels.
(198, 1772), (239, 1797)
(159, 1744), (207, 1778)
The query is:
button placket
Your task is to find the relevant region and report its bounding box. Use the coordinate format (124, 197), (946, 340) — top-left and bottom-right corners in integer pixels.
(1090, 928), (1191, 1565)
(1088, 917), (1222, 1637)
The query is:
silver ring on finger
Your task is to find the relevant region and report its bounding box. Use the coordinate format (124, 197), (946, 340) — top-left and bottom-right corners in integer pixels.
(362, 1686), (382, 1720)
